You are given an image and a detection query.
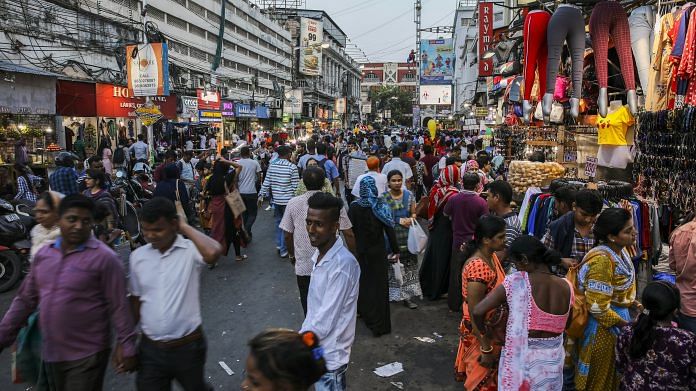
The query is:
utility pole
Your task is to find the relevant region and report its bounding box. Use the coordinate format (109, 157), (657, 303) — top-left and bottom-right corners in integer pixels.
(414, 0), (421, 127)
(139, 0), (156, 163)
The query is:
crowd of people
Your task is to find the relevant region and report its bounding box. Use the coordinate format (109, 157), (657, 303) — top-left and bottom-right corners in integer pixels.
(0, 127), (694, 391)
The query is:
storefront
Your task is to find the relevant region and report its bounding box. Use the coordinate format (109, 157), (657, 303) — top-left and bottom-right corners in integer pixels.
(221, 101), (237, 148)
(235, 103), (271, 138)
(0, 62), (58, 172)
(56, 80), (98, 157)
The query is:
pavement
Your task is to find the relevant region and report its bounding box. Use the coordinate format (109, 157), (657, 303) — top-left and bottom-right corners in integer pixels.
(0, 207), (461, 390)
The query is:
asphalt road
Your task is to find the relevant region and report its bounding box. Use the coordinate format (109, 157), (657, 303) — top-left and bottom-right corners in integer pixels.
(0, 207), (461, 390)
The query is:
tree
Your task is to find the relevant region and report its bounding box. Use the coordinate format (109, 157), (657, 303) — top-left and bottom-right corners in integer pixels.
(372, 85), (413, 126)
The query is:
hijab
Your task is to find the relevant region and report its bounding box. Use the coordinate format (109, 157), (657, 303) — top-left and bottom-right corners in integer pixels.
(465, 159), (479, 172)
(428, 165), (460, 227)
(354, 176), (394, 227)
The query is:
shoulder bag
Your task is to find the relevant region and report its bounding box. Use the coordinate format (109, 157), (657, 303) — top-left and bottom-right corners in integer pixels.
(224, 180), (246, 218)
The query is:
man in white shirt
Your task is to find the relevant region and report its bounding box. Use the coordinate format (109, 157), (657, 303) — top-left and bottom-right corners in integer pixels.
(185, 138), (194, 151)
(177, 151), (197, 192)
(237, 146), (262, 238)
(208, 136), (217, 151)
(129, 134), (149, 163)
(129, 197), (222, 390)
(380, 145), (412, 189)
(301, 192), (360, 391)
(351, 156), (387, 199)
(281, 167), (356, 315)
(199, 133), (207, 150)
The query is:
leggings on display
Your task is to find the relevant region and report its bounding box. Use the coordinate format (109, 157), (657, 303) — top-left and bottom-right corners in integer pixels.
(629, 6), (655, 93)
(523, 11), (551, 101)
(589, 1), (636, 90)
(546, 5), (585, 99)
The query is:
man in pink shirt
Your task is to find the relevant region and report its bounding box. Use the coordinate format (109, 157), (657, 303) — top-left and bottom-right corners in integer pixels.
(670, 217), (696, 333)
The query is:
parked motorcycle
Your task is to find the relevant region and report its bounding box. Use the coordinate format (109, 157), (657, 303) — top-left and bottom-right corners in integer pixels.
(112, 170), (152, 249)
(0, 200), (35, 292)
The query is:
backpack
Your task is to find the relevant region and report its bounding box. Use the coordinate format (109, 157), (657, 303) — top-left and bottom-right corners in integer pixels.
(317, 157), (331, 180)
(113, 147), (126, 165)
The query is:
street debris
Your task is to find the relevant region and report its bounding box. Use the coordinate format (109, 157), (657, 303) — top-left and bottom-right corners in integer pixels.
(374, 362), (404, 377)
(413, 336), (436, 343)
(390, 381), (404, 389)
(432, 332), (443, 338)
(218, 361), (234, 376)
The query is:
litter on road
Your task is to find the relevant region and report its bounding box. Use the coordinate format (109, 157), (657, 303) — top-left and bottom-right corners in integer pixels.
(374, 362), (404, 377)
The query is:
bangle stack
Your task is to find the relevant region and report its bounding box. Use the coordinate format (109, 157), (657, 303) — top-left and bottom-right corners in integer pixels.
(480, 346), (493, 354)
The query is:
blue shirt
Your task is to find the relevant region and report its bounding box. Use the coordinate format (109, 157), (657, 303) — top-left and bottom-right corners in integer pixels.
(313, 154), (339, 182)
(49, 167), (79, 196)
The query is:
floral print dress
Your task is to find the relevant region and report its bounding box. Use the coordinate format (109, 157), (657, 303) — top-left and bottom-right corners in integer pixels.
(615, 325), (696, 390)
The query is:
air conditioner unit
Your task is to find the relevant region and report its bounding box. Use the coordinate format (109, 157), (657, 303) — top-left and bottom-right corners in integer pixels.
(222, 87), (230, 96)
(197, 76), (205, 88)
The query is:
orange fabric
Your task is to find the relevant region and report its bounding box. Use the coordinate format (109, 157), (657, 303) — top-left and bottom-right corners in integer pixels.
(455, 255), (505, 390)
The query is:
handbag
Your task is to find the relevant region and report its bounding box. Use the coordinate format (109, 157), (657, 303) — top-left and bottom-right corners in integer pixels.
(554, 76), (569, 100)
(415, 196), (429, 219)
(550, 102), (565, 124)
(224, 182), (247, 218)
(174, 180), (188, 222)
(407, 219), (428, 254)
(484, 304), (509, 345)
(534, 101), (544, 120)
(565, 262), (589, 339)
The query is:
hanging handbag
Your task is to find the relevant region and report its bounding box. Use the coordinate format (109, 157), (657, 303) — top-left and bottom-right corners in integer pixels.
(174, 180), (188, 222)
(224, 181), (247, 218)
(415, 195), (429, 219)
(550, 102), (565, 124)
(534, 101), (544, 120)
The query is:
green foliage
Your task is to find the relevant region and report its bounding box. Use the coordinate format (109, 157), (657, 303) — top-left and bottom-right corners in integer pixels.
(371, 86), (413, 126)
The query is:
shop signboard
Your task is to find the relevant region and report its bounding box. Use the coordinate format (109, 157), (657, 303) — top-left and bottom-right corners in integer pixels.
(197, 89), (220, 110)
(419, 85), (452, 105)
(299, 17), (323, 76)
(126, 42), (170, 96)
(181, 96), (198, 117)
(95, 83), (176, 118)
(585, 156), (598, 178)
(199, 110), (222, 123)
(135, 105), (163, 126)
(221, 101), (235, 117)
(361, 104), (372, 114)
(419, 39), (455, 85)
(235, 103), (269, 119)
(284, 89), (303, 114)
(335, 98), (346, 114)
(478, 2), (494, 77)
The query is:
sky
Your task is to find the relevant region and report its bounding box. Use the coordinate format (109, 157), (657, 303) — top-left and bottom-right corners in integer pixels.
(304, 0), (459, 63)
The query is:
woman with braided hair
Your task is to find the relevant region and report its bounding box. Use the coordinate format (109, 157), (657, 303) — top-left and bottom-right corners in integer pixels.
(615, 281), (696, 390)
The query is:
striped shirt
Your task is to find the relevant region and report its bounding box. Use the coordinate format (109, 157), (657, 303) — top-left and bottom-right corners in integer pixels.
(502, 212), (522, 248)
(259, 158), (299, 206)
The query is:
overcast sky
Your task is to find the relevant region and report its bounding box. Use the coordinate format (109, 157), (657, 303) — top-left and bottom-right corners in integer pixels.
(304, 0), (459, 63)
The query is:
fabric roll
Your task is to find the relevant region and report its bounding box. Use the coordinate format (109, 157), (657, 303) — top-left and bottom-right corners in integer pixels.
(546, 5), (585, 98)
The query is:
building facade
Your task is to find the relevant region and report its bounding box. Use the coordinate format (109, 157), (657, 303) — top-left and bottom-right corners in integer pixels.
(360, 62), (417, 123)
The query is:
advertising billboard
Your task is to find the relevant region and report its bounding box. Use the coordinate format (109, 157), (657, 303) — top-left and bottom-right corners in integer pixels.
(126, 42), (170, 96)
(284, 89), (303, 114)
(335, 98), (346, 114)
(197, 89), (220, 110)
(419, 85), (452, 105)
(419, 39), (455, 85)
(478, 2), (494, 77)
(299, 18), (324, 76)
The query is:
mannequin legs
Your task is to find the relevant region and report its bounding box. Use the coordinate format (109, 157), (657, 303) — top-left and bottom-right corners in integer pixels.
(629, 7), (655, 94)
(590, 1), (637, 116)
(545, 6), (585, 119)
(522, 11), (551, 123)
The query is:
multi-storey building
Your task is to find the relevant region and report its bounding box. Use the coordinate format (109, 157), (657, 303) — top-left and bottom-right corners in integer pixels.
(360, 62), (417, 122)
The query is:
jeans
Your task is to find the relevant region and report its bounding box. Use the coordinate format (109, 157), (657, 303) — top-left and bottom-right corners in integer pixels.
(314, 364), (348, 391)
(546, 5), (585, 98)
(274, 204), (287, 254)
(678, 312), (696, 334)
(562, 365), (576, 391)
(241, 193), (258, 236)
(44, 349), (110, 391)
(629, 6), (655, 92)
(136, 336), (212, 391)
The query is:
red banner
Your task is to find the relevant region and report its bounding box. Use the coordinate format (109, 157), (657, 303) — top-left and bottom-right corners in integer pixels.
(478, 2), (494, 77)
(95, 83), (176, 118)
(197, 89), (221, 110)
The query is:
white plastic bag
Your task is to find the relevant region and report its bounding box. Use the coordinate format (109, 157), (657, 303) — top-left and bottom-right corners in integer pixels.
(407, 219), (428, 254)
(392, 260), (404, 286)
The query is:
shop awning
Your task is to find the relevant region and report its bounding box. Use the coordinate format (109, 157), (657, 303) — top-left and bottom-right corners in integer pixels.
(0, 61), (61, 78)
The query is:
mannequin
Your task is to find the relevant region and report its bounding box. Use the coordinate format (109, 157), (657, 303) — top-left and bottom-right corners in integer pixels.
(543, 3), (585, 122)
(629, 6), (656, 94)
(597, 100), (634, 169)
(522, 9), (551, 123)
(590, 1), (638, 117)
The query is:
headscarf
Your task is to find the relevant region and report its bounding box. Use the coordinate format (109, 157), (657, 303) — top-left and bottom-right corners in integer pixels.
(354, 176), (394, 227)
(465, 159), (479, 172)
(428, 165), (460, 227)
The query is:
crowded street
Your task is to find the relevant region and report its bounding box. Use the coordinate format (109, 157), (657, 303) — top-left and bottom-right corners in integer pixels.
(2, 0), (696, 390)
(0, 209), (461, 390)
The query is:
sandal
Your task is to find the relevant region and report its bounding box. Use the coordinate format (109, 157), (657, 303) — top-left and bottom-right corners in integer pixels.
(235, 255), (248, 262)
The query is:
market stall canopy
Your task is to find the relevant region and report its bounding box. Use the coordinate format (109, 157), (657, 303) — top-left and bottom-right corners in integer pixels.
(0, 61), (60, 115)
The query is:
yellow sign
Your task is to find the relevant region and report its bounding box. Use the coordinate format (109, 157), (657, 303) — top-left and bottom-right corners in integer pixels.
(135, 106), (163, 126)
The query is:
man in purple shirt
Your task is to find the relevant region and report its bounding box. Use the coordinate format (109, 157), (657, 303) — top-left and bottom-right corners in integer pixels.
(444, 172), (488, 312)
(0, 194), (137, 390)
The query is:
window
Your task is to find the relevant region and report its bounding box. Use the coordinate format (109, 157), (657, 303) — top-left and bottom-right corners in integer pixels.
(190, 24), (206, 38)
(169, 41), (189, 56)
(190, 47), (208, 62)
(167, 14), (187, 31)
(148, 7), (165, 22)
(207, 11), (220, 25)
(187, 1), (206, 19)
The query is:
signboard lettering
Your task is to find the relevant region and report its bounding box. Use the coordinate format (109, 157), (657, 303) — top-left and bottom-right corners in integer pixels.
(478, 2), (494, 77)
(299, 18), (324, 76)
(126, 42), (170, 96)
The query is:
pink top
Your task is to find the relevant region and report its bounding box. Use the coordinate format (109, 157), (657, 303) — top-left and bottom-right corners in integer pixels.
(526, 273), (574, 334)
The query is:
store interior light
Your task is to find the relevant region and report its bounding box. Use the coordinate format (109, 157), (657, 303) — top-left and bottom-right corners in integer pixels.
(45, 127), (52, 133)
(17, 124), (26, 130)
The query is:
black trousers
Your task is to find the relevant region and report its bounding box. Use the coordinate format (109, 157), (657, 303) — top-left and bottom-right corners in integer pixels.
(136, 335), (212, 391)
(241, 193), (258, 236)
(344, 187), (355, 204)
(44, 349), (110, 391)
(297, 275), (311, 316)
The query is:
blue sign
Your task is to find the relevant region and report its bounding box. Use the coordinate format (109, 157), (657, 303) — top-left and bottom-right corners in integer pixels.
(420, 38), (455, 85)
(235, 103), (269, 119)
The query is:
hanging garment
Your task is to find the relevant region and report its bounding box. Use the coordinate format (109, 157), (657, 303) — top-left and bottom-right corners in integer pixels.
(546, 5), (585, 99)
(597, 105), (635, 145)
(667, 8), (689, 109)
(590, 1), (636, 91)
(629, 6), (656, 93)
(646, 13), (675, 111)
(676, 9), (696, 106)
(523, 10), (551, 101)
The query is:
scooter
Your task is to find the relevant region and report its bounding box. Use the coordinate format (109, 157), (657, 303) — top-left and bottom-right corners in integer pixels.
(0, 200), (35, 293)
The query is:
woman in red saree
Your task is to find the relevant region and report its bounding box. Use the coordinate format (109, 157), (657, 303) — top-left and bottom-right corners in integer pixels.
(454, 215), (507, 390)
